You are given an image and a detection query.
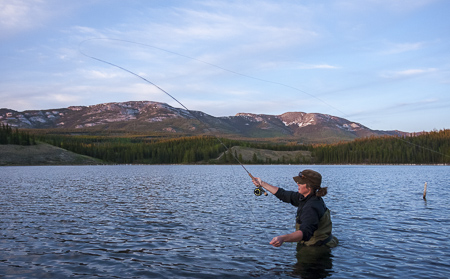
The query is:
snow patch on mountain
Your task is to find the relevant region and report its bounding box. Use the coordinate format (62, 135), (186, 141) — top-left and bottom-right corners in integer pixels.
(0, 101), (407, 140)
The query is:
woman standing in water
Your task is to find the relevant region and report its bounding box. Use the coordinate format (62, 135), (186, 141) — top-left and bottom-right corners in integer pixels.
(252, 169), (338, 248)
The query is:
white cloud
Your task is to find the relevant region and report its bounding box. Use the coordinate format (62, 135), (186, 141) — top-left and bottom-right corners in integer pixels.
(335, 0), (438, 14)
(380, 41), (426, 55)
(255, 61), (339, 72)
(0, 0), (49, 39)
(370, 0), (438, 13)
(48, 93), (83, 104)
(298, 63), (339, 70)
(72, 26), (105, 37)
(87, 1), (319, 58)
(381, 68), (438, 79)
(70, 0), (324, 90)
(0, 0), (86, 41)
(83, 70), (121, 80)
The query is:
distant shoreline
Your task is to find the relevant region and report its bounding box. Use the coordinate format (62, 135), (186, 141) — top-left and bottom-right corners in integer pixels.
(1, 143), (447, 166)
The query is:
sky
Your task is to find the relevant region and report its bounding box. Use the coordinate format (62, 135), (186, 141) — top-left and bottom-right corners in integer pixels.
(1, 0), (449, 133)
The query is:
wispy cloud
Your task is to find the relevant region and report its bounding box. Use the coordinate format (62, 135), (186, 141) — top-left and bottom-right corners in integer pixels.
(354, 98), (440, 116)
(335, 0), (439, 14)
(370, 0), (439, 13)
(380, 41), (426, 55)
(0, 0), (52, 39)
(1, 0), (447, 132)
(72, 0), (324, 90)
(76, 1), (319, 64)
(381, 68), (438, 79)
(80, 69), (122, 80)
(256, 61), (339, 71)
(298, 64), (339, 70)
(0, 0), (81, 40)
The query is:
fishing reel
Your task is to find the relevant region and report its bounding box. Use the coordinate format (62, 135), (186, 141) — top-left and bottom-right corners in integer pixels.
(254, 186), (268, 196)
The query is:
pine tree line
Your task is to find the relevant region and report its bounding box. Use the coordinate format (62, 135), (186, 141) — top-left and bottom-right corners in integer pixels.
(312, 130), (450, 164)
(218, 148), (312, 165)
(0, 124), (36, 145)
(36, 134), (311, 164)
(3, 126), (448, 165)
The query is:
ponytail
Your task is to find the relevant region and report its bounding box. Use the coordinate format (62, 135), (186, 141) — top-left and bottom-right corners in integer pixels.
(306, 183), (328, 197)
(316, 186), (328, 197)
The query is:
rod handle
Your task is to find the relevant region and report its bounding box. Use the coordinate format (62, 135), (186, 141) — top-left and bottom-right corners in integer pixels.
(248, 173), (268, 196)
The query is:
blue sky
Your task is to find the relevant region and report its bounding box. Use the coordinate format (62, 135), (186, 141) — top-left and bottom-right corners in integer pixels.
(1, 0), (449, 133)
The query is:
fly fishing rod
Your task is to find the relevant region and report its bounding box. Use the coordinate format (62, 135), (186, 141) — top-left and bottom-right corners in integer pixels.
(78, 42), (267, 196)
(79, 38), (450, 166)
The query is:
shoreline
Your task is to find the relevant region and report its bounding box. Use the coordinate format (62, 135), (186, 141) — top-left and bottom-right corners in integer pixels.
(1, 143), (447, 166)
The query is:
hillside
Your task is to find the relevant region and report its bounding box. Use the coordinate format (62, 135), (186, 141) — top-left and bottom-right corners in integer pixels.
(0, 143), (103, 166)
(0, 101), (407, 144)
(0, 142), (310, 166)
(1, 129), (448, 166)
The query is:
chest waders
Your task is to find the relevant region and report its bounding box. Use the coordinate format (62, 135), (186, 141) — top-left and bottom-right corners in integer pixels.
(296, 209), (339, 248)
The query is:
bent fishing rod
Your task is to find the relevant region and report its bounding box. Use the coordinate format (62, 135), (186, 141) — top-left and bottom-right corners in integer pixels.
(79, 38), (450, 163)
(78, 44), (267, 197)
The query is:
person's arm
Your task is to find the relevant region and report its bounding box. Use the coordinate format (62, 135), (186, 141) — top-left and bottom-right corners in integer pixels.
(253, 177), (301, 206)
(252, 177), (279, 194)
(270, 230), (304, 247)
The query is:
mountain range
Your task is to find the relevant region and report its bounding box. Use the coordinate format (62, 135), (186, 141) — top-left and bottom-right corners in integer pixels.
(0, 101), (407, 143)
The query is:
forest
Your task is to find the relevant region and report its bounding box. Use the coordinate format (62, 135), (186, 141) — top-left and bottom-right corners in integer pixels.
(0, 124), (36, 145)
(1, 124), (449, 165)
(34, 133), (310, 164)
(311, 130), (450, 165)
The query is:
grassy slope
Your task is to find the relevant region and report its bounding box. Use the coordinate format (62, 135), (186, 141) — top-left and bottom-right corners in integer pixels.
(217, 146), (312, 163)
(0, 143), (103, 166)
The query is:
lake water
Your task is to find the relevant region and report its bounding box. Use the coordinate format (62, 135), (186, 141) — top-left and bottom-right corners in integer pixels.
(1, 165), (449, 278)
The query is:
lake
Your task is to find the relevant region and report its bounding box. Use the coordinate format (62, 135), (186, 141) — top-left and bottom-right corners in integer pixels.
(1, 165), (449, 278)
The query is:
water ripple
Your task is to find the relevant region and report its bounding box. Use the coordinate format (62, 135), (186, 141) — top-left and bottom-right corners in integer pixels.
(1, 165), (449, 278)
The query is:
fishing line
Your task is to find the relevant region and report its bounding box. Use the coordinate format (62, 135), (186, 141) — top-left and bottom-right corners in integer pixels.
(227, 164), (272, 243)
(79, 39), (272, 245)
(78, 38), (447, 247)
(79, 38), (347, 117)
(78, 39), (264, 191)
(79, 38), (449, 160)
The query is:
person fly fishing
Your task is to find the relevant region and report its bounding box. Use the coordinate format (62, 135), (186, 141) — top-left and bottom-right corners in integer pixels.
(252, 169), (338, 248)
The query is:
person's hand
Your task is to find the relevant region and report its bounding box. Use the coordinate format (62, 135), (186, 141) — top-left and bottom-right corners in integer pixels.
(270, 236), (285, 247)
(252, 177), (262, 187)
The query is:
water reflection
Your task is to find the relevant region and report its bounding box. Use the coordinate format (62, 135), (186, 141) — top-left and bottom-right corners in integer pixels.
(291, 244), (333, 278)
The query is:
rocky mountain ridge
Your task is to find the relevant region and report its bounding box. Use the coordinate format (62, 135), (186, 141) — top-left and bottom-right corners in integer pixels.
(0, 101), (407, 143)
